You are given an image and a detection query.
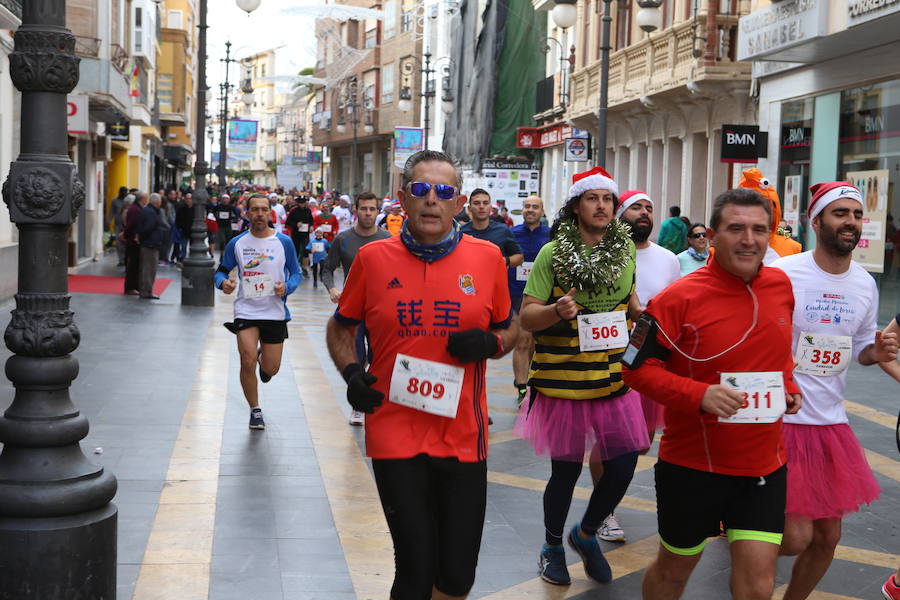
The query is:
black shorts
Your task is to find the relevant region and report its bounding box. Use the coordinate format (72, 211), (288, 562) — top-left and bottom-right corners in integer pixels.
(510, 294), (523, 314)
(232, 318), (288, 344)
(655, 459), (786, 554)
(372, 455), (487, 600)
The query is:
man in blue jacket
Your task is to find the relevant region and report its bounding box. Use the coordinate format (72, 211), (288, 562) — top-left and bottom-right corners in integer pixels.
(508, 195), (550, 402)
(215, 193), (302, 430)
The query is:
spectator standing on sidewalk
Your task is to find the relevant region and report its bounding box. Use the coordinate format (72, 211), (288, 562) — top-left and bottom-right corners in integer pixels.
(110, 186), (129, 266)
(122, 191), (148, 295)
(158, 190), (176, 266)
(174, 192), (194, 263)
(658, 205), (687, 254)
(137, 193), (164, 300)
(677, 223), (710, 276)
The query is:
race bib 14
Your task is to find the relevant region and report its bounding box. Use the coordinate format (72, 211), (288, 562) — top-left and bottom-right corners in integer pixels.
(242, 273), (274, 299)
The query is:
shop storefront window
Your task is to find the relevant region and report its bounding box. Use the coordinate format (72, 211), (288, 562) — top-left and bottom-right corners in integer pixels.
(838, 79), (900, 323)
(777, 98), (814, 246)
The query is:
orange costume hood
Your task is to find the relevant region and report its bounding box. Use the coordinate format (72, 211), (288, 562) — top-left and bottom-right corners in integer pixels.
(737, 168), (801, 258)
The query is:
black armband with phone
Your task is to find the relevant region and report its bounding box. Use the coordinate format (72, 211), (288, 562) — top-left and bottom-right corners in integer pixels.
(622, 313), (671, 369)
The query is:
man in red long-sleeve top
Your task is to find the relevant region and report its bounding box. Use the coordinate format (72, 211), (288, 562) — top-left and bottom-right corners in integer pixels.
(623, 188), (802, 600)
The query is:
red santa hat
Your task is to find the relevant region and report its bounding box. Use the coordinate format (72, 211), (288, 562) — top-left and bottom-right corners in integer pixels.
(808, 181), (862, 220)
(568, 166), (618, 199)
(615, 189), (652, 218)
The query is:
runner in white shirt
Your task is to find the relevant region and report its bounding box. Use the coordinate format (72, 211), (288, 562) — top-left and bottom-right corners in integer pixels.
(771, 181), (898, 600)
(332, 194), (355, 234)
(215, 193), (303, 430)
(270, 193), (287, 234)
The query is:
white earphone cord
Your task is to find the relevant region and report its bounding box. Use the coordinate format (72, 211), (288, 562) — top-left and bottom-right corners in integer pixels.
(653, 284), (759, 363)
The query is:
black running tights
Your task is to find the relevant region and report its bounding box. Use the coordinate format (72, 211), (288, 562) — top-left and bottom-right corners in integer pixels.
(543, 450), (639, 545)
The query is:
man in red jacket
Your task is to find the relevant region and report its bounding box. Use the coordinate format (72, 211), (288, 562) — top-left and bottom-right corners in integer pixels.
(623, 188), (802, 600)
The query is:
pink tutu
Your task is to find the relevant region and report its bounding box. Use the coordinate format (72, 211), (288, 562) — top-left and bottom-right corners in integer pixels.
(640, 393), (665, 433)
(514, 389), (650, 461)
(784, 423), (880, 520)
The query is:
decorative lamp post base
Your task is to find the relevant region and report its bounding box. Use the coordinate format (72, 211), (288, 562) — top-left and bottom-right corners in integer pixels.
(0, 505), (118, 598)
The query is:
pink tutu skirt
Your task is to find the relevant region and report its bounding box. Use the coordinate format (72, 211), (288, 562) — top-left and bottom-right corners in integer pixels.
(514, 389), (650, 461)
(640, 393), (665, 433)
(784, 423), (880, 520)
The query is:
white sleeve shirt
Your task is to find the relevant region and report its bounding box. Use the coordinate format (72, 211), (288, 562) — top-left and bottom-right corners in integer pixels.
(771, 251), (879, 425)
(635, 242), (682, 305)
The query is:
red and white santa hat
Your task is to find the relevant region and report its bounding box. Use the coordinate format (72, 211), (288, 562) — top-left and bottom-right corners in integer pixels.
(568, 166), (618, 199)
(615, 189), (652, 218)
(807, 181), (862, 220)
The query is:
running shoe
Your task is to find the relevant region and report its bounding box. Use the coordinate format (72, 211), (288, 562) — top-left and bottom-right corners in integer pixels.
(538, 544), (570, 585)
(249, 408), (265, 430)
(883, 573), (900, 599)
(348, 410), (365, 426)
(597, 514), (626, 543)
(568, 523), (612, 584)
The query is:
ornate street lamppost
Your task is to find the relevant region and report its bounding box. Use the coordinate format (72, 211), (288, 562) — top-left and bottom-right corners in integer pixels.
(334, 78), (375, 196)
(0, 1), (118, 596)
(398, 51), (456, 150)
(182, 0), (216, 306)
(550, 0), (659, 167)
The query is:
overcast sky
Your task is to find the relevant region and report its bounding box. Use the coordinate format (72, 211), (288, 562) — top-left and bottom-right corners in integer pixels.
(205, 0), (318, 99)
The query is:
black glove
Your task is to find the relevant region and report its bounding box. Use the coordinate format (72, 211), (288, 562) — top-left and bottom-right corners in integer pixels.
(342, 363), (384, 414)
(446, 328), (499, 362)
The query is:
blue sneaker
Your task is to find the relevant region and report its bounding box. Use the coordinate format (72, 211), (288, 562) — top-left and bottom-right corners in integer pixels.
(538, 544), (570, 585)
(249, 408), (265, 430)
(568, 523), (612, 583)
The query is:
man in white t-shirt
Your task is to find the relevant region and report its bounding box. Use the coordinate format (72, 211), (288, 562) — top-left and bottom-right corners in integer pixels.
(332, 194), (355, 234)
(215, 193), (302, 430)
(270, 193), (287, 234)
(771, 181), (898, 600)
(616, 191), (681, 307)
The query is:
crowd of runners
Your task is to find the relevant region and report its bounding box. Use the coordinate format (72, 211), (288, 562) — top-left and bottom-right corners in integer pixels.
(210, 150), (900, 600)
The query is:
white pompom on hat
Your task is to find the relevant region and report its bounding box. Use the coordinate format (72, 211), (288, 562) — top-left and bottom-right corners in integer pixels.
(807, 181), (862, 220)
(568, 166), (619, 199)
(615, 189), (652, 218)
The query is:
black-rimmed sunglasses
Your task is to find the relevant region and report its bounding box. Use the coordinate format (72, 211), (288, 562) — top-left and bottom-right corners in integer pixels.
(689, 232), (707, 239)
(407, 181), (457, 200)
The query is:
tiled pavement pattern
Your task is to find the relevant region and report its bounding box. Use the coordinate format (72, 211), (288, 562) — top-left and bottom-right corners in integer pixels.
(0, 252), (898, 599)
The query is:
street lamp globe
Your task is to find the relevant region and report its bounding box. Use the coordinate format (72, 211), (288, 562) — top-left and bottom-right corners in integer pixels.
(636, 0), (663, 32)
(364, 124), (374, 134)
(551, 0), (577, 29)
(236, 0), (261, 14)
(336, 123), (347, 133)
(441, 100), (454, 115)
(398, 97), (413, 112)
(242, 92), (253, 107)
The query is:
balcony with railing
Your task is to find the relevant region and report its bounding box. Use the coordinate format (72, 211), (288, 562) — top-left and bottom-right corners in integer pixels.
(74, 36), (101, 58)
(568, 13), (749, 122)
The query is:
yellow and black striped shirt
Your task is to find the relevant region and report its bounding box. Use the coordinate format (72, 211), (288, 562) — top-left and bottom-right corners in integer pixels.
(524, 240), (636, 400)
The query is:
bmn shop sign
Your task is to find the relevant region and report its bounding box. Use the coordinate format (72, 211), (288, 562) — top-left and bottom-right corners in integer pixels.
(721, 124), (768, 163)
